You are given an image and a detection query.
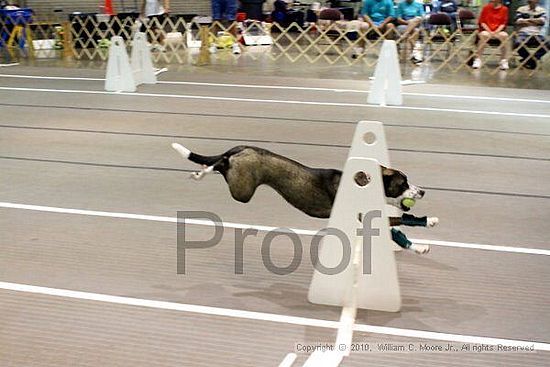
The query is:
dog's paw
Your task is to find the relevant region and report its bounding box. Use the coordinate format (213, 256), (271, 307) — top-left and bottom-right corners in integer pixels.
(409, 243), (430, 255)
(190, 171), (204, 180)
(427, 217), (439, 227)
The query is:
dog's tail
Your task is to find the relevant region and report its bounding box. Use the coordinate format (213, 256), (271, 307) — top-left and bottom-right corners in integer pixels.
(171, 143), (222, 166)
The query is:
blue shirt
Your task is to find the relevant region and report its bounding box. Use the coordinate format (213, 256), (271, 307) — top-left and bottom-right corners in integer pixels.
(361, 0), (396, 23)
(397, 0), (424, 20)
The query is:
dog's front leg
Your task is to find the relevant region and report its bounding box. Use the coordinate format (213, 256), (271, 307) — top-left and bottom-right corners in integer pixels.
(390, 214), (439, 228)
(190, 165), (214, 180)
(391, 229), (431, 255)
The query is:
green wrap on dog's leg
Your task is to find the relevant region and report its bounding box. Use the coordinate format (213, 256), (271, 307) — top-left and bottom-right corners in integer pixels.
(400, 213), (428, 227)
(391, 228), (412, 249)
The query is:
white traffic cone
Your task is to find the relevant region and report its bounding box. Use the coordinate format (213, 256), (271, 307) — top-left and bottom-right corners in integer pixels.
(131, 32), (157, 86)
(105, 36), (136, 92)
(367, 40), (402, 106)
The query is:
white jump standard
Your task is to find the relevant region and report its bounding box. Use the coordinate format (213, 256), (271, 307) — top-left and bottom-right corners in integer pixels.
(172, 120), (439, 366)
(105, 33), (159, 93)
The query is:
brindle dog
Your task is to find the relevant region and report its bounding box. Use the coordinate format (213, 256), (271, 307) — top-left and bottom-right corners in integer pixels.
(172, 143), (437, 253)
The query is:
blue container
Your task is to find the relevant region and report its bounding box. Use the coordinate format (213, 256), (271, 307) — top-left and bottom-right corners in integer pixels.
(0, 8), (33, 25)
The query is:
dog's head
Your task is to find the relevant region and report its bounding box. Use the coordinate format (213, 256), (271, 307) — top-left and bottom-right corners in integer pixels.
(381, 167), (425, 211)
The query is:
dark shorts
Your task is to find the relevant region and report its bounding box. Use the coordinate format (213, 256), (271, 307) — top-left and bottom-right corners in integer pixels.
(212, 0), (237, 21)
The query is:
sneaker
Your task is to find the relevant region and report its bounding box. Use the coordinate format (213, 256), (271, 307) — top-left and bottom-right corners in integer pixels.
(499, 59), (509, 70)
(410, 56), (423, 65)
(232, 43), (241, 54)
(351, 46), (364, 59)
(472, 57), (481, 69)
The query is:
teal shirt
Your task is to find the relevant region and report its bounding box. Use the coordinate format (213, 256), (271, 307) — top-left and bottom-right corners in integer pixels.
(361, 0), (396, 23)
(396, 0), (424, 20)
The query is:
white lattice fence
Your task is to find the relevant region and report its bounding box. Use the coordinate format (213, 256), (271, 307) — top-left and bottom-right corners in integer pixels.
(1, 13), (549, 76)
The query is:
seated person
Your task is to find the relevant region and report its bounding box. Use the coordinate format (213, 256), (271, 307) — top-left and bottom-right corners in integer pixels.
(270, 0), (305, 29)
(436, 0), (458, 30)
(514, 0), (549, 69)
(361, 0), (397, 37)
(473, 0), (510, 70)
(350, 0), (397, 57)
(396, 0), (424, 64)
(316, 7), (344, 29)
(140, 0), (170, 52)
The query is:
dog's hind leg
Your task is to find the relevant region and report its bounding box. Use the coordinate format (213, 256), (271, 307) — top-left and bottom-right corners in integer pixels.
(224, 165), (258, 203)
(190, 165), (215, 180)
(225, 174), (257, 203)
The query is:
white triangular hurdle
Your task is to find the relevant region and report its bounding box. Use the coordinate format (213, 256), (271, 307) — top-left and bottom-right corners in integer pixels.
(347, 121), (402, 251)
(105, 33), (160, 92)
(131, 32), (157, 85)
(280, 121), (401, 367)
(367, 40), (402, 106)
(105, 36), (136, 92)
(308, 120), (401, 312)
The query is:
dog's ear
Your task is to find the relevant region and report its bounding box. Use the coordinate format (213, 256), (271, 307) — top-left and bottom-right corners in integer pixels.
(380, 166), (409, 198)
(381, 166), (394, 177)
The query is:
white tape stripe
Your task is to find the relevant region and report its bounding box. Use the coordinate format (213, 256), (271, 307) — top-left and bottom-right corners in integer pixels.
(1, 74), (549, 104)
(0, 86), (549, 119)
(1, 281), (549, 351)
(278, 353), (297, 367)
(411, 239), (550, 256)
(1, 202), (549, 256)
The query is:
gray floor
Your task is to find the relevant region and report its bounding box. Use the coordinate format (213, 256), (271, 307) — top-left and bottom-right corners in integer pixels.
(0, 64), (549, 366)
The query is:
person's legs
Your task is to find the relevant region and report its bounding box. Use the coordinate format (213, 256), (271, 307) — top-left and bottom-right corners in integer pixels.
(409, 28), (419, 47)
(514, 32), (530, 60)
(370, 20), (386, 37)
(224, 0), (240, 54)
(382, 22), (397, 39)
(495, 31), (509, 60)
(404, 19), (421, 49)
(210, 0), (240, 53)
(409, 27), (422, 62)
(144, 15), (166, 50)
(211, 0), (223, 36)
(514, 33), (538, 68)
(219, 0), (237, 38)
(534, 35), (550, 60)
(156, 14), (168, 46)
(350, 20), (369, 57)
(212, 0), (223, 24)
(401, 17), (421, 39)
(397, 22), (421, 62)
(476, 30), (490, 58)
(396, 24), (408, 40)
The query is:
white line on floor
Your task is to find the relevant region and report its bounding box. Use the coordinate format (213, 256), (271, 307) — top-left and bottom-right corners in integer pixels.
(1, 73), (549, 104)
(1, 281), (549, 351)
(0, 86), (549, 119)
(1, 202), (549, 256)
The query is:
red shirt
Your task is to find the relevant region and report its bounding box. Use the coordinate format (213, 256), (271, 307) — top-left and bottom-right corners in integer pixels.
(478, 4), (509, 31)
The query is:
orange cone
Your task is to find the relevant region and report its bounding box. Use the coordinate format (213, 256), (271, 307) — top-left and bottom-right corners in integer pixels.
(104, 0), (115, 15)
